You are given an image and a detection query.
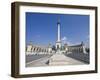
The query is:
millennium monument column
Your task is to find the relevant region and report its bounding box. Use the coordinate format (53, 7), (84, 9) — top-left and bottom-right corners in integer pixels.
(56, 19), (61, 50)
(49, 19), (69, 65)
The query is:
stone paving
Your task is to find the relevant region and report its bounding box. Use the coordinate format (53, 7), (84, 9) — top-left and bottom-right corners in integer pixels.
(26, 53), (87, 67)
(49, 54), (85, 66)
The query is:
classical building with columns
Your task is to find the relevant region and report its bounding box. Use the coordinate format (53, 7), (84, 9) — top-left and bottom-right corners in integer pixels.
(26, 19), (87, 55)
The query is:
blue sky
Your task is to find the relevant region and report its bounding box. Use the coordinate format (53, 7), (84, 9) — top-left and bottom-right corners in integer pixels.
(26, 12), (89, 46)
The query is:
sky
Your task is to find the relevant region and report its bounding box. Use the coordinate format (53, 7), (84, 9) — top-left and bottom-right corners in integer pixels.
(26, 12), (89, 47)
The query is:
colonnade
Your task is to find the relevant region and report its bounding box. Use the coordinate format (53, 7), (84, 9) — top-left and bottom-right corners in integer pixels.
(26, 44), (52, 55)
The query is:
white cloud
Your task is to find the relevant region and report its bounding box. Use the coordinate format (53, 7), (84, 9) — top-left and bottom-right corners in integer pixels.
(61, 36), (70, 44)
(61, 36), (77, 45)
(61, 36), (67, 41)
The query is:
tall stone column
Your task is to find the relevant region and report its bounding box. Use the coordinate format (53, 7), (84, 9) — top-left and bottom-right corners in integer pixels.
(56, 19), (61, 50)
(57, 21), (60, 42)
